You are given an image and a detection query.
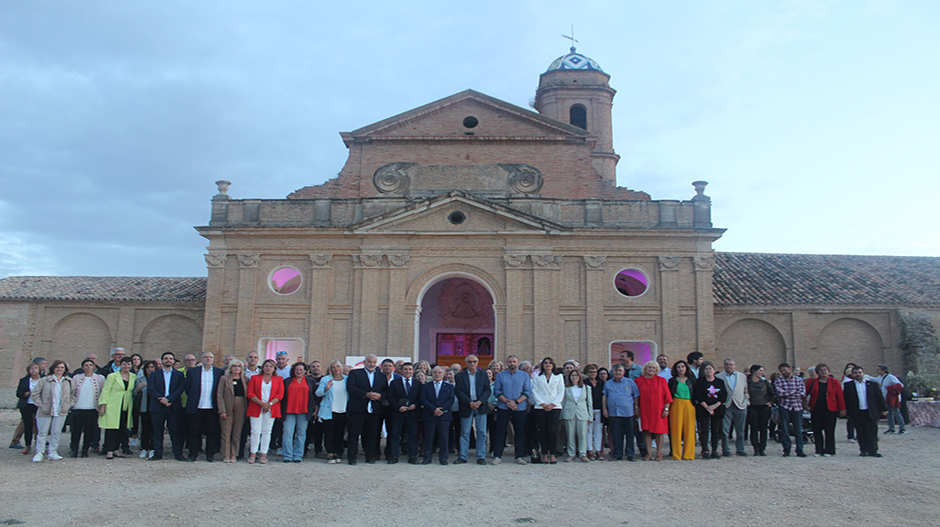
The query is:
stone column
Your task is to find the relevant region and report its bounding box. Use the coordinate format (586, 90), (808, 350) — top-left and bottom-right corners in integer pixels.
(234, 254), (260, 354)
(583, 256), (607, 367)
(659, 257), (681, 357)
(308, 254), (333, 357)
(693, 256), (716, 356)
(503, 254), (527, 358)
(354, 253), (383, 356)
(386, 253), (410, 356)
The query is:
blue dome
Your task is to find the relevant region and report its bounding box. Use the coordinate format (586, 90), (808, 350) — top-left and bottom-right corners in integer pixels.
(546, 47), (604, 73)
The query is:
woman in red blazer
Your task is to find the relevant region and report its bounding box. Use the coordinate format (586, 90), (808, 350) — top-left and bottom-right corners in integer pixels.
(804, 363), (845, 457)
(246, 359), (283, 464)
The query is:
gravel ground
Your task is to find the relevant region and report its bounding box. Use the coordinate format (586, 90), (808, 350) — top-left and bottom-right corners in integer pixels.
(1, 409), (936, 527)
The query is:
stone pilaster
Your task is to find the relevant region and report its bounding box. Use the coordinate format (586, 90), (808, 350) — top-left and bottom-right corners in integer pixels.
(659, 256), (681, 357)
(583, 256), (607, 366)
(693, 256), (716, 356)
(503, 253), (527, 357)
(386, 252), (410, 356)
(234, 254), (260, 354)
(354, 252), (383, 356)
(201, 252), (228, 354)
(308, 254), (333, 357)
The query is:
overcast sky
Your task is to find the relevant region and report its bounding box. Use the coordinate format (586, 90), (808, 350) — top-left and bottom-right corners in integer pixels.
(2, 1), (937, 278)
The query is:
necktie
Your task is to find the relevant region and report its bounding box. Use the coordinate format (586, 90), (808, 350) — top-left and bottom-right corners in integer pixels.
(406, 379), (411, 392)
(435, 382), (440, 398)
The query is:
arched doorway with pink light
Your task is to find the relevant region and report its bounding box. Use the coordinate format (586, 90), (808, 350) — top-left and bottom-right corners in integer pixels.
(416, 277), (496, 369)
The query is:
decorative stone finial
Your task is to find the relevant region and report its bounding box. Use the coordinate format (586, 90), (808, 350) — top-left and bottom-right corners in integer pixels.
(692, 181), (708, 197)
(213, 180), (232, 201)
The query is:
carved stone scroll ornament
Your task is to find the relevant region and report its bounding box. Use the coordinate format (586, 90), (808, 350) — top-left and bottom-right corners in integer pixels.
(373, 162), (415, 193)
(237, 254), (260, 268)
(503, 254), (527, 268)
(532, 255), (561, 269)
(354, 254), (382, 268)
(501, 164), (544, 194)
(388, 254), (410, 268)
(693, 256), (715, 271)
(658, 256), (681, 270)
(309, 254), (333, 267)
(583, 256), (607, 270)
(204, 253), (227, 268)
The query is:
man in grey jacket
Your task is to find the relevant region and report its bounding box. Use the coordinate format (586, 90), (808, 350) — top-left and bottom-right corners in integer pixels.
(716, 358), (749, 457)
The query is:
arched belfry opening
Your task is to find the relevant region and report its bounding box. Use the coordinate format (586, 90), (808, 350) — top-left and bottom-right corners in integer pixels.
(416, 276), (495, 368)
(569, 104), (587, 129)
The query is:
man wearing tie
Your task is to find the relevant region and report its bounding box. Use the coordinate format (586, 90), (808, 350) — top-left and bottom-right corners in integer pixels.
(148, 351), (186, 461)
(346, 354), (388, 464)
(421, 366), (455, 465)
(455, 355), (491, 465)
(387, 362), (421, 464)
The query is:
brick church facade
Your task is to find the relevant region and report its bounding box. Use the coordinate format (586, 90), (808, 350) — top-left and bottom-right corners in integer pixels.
(2, 48), (939, 392)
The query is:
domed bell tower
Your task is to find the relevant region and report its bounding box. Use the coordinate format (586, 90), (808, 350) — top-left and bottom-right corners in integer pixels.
(535, 47), (619, 185)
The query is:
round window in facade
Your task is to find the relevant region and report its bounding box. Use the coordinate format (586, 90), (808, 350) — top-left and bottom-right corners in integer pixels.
(614, 268), (649, 297)
(448, 211), (466, 224)
(269, 266), (303, 295)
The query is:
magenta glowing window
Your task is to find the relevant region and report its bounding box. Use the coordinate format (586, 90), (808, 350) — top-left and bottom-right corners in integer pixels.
(270, 266), (302, 295)
(614, 268), (649, 297)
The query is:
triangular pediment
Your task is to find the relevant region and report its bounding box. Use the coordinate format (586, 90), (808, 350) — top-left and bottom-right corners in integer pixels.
(348, 89), (589, 140)
(349, 191), (566, 235)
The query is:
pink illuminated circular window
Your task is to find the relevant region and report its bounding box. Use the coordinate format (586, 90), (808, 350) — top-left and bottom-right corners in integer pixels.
(614, 268), (649, 297)
(269, 266), (302, 295)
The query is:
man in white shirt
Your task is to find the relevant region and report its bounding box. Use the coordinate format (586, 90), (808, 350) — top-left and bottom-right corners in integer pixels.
(184, 351), (224, 462)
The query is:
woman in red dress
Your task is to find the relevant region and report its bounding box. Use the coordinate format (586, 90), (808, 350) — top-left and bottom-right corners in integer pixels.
(635, 361), (673, 461)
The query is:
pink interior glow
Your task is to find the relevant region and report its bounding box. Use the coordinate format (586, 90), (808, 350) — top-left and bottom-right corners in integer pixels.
(271, 267), (302, 294)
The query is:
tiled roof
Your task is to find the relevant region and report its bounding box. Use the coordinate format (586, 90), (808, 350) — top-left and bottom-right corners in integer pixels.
(0, 276), (206, 303)
(715, 252), (940, 307)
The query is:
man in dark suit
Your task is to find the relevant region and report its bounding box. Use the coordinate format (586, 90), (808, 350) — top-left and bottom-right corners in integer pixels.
(454, 354), (491, 465)
(148, 351), (187, 461)
(421, 366), (456, 465)
(387, 362), (421, 464)
(346, 354), (388, 464)
(184, 351), (225, 462)
(843, 365), (888, 457)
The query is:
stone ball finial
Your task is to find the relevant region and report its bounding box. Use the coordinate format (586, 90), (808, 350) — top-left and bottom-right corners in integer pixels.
(213, 180), (232, 201)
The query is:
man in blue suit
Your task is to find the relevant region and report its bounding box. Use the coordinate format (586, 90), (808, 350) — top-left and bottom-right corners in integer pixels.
(184, 351), (225, 462)
(148, 351), (186, 461)
(387, 362), (421, 464)
(346, 354), (389, 464)
(421, 366), (455, 465)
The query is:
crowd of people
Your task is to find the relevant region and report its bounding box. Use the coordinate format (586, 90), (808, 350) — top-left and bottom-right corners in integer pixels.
(11, 347), (904, 465)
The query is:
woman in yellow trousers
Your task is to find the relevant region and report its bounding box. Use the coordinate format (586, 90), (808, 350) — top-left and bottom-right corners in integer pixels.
(667, 360), (696, 460)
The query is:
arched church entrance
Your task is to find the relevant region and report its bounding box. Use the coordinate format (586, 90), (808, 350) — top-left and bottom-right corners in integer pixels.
(416, 276), (496, 368)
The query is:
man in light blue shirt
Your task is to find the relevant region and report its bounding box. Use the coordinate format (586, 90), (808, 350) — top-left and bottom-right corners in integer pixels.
(492, 355), (531, 465)
(602, 364), (640, 461)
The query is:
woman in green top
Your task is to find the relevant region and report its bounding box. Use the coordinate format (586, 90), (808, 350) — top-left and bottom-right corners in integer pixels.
(667, 360), (696, 460)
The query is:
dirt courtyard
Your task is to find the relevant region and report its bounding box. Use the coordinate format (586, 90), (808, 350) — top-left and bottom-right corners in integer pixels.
(1, 409), (936, 526)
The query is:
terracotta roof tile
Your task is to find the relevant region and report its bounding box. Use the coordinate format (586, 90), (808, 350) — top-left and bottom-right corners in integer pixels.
(714, 252), (940, 306)
(0, 276), (206, 303)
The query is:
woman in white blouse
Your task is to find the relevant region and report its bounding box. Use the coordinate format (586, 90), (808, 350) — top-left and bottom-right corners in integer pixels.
(531, 357), (565, 464)
(561, 369), (593, 462)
